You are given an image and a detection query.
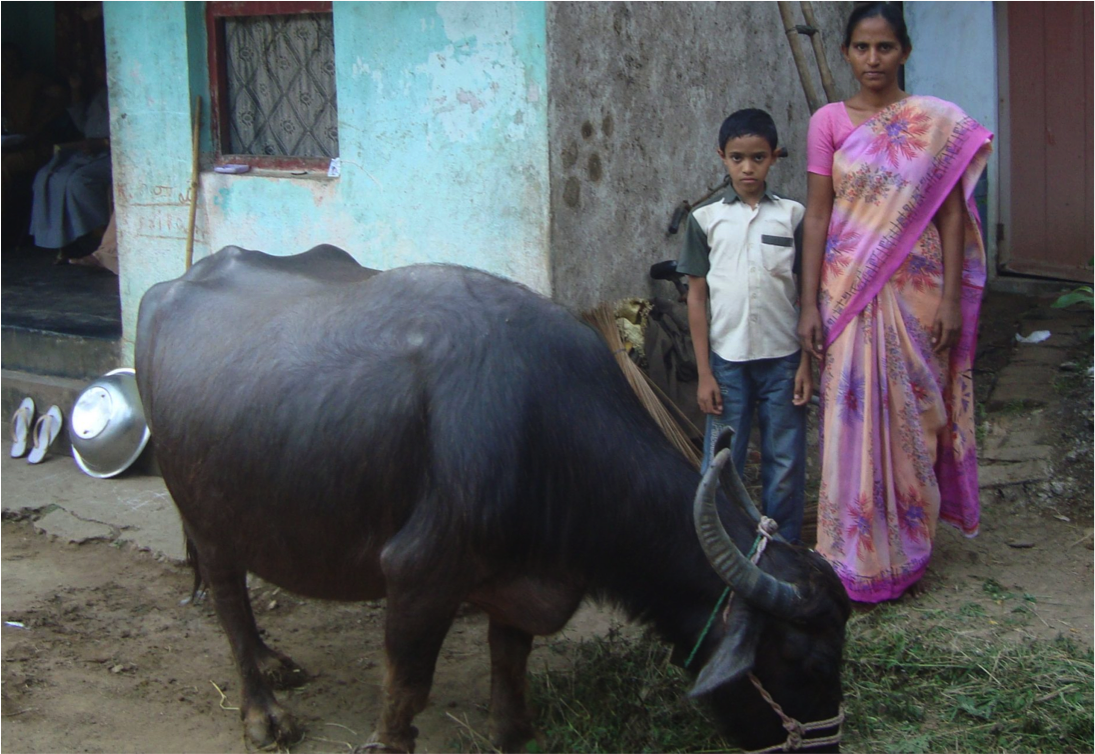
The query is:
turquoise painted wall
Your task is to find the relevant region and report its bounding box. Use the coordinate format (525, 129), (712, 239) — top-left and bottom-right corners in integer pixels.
(104, 2), (197, 360)
(104, 2), (550, 359)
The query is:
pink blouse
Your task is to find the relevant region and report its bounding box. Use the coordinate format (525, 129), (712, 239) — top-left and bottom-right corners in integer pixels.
(806, 103), (856, 176)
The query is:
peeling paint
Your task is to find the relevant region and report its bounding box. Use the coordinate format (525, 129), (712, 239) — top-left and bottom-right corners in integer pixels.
(456, 88), (485, 112)
(107, 1), (552, 362)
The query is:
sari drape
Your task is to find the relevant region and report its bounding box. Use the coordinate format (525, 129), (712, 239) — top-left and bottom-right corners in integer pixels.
(816, 96), (992, 603)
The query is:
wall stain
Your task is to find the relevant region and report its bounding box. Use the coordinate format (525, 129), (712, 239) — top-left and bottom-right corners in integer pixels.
(563, 177), (580, 208)
(562, 141), (579, 169)
(602, 114), (614, 138)
(581, 121), (594, 139)
(587, 153), (602, 182)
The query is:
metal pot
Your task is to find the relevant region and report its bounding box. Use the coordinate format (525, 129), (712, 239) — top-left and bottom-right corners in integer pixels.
(69, 368), (151, 478)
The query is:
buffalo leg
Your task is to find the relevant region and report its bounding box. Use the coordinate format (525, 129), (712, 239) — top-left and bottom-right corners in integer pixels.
(488, 620), (537, 752)
(203, 561), (301, 747)
(377, 589), (462, 752)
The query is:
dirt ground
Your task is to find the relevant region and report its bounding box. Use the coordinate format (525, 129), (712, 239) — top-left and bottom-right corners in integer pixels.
(2, 294), (1091, 754)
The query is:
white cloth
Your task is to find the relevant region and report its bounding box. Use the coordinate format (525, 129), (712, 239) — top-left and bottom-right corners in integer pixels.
(30, 87), (112, 249)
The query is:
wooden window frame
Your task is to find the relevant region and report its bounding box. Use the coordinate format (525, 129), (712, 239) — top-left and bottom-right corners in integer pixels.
(206, 1), (335, 171)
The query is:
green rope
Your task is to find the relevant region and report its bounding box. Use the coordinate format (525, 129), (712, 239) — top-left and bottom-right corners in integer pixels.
(684, 586), (730, 669)
(684, 533), (764, 670)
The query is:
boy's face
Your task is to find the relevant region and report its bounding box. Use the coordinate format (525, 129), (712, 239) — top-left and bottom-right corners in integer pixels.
(718, 134), (775, 203)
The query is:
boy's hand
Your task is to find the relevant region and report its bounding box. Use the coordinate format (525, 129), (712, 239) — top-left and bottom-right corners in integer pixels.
(792, 354), (813, 407)
(697, 373), (723, 415)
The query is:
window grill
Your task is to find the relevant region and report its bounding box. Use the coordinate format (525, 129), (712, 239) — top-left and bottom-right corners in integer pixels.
(222, 12), (338, 159)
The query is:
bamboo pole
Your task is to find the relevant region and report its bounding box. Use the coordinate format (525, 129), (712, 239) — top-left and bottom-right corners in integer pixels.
(185, 96), (202, 271)
(800, 1), (839, 104)
(776, 1), (824, 114)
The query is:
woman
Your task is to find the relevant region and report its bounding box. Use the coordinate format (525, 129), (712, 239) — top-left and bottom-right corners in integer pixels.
(797, 2), (992, 602)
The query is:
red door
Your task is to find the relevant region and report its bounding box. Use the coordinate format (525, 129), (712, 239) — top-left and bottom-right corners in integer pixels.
(1001, 2), (1093, 282)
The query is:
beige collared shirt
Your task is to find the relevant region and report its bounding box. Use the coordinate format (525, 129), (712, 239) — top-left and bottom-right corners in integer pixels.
(676, 188), (805, 362)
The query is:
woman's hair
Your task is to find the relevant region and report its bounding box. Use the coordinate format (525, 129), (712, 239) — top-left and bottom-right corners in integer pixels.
(843, 2), (912, 50)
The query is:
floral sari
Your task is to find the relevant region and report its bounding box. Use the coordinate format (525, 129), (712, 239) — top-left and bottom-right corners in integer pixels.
(816, 96), (993, 602)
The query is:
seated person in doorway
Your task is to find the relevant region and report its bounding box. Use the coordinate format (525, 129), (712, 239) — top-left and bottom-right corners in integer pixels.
(70, 211), (119, 275)
(2, 43), (77, 243)
(29, 61), (112, 259)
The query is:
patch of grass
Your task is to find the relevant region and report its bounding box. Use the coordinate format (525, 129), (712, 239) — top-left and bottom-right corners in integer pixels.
(1055, 365), (1092, 396)
(843, 604), (1094, 753)
(1051, 352), (1095, 396)
(448, 628), (729, 753)
(525, 628), (728, 753)
(458, 608), (1094, 753)
(974, 401), (988, 446)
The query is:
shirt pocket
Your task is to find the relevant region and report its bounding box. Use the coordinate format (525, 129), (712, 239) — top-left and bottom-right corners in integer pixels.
(760, 233), (795, 272)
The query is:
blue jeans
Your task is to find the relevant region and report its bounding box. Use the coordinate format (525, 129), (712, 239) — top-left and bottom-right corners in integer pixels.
(701, 351), (806, 543)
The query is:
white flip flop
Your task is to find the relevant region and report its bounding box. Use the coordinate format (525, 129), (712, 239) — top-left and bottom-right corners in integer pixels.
(27, 405), (63, 464)
(10, 397), (36, 458)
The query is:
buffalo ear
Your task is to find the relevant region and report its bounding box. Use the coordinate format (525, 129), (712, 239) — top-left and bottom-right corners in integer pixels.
(689, 603), (761, 698)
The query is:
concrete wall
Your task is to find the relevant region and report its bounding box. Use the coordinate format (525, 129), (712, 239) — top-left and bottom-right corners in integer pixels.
(546, 1), (857, 312)
(104, 1), (550, 359)
(103, 2), (196, 362)
(904, 1), (998, 267)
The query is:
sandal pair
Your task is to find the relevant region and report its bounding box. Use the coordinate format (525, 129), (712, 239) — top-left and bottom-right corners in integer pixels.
(10, 398), (64, 464)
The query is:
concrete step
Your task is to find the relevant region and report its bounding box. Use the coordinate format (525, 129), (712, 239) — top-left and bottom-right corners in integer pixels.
(2, 369), (91, 457)
(1, 324), (121, 381)
(1, 368), (159, 475)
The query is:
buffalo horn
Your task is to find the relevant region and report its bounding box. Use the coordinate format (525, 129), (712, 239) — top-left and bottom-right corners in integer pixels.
(710, 429), (786, 543)
(694, 449), (804, 619)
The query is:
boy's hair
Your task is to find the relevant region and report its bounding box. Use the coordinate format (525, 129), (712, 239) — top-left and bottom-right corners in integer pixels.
(717, 109), (778, 152)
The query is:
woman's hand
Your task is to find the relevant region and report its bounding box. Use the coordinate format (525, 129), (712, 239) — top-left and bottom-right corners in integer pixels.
(697, 372), (723, 416)
(931, 299), (962, 353)
(798, 307), (825, 360)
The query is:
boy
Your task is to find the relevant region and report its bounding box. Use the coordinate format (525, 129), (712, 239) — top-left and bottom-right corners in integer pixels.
(676, 108), (811, 543)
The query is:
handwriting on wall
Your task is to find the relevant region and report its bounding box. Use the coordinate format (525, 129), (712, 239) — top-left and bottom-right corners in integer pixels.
(130, 212), (192, 238)
(116, 181), (194, 207)
(117, 179), (206, 242)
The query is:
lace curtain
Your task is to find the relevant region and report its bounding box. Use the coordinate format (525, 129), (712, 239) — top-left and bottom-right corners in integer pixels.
(224, 13), (339, 158)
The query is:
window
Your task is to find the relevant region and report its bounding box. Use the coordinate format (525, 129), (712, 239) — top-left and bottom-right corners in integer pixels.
(207, 1), (338, 170)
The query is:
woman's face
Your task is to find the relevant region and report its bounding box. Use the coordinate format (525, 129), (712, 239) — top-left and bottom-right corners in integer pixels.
(842, 16), (910, 93)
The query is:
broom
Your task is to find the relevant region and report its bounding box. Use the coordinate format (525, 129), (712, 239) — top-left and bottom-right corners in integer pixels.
(584, 302), (819, 545)
(583, 303), (702, 470)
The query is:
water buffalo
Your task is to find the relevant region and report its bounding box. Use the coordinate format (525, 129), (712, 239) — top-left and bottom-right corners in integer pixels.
(135, 245), (850, 752)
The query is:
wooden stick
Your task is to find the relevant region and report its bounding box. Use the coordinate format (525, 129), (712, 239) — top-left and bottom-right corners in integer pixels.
(800, 1), (839, 103)
(185, 96), (202, 271)
(776, 1), (824, 114)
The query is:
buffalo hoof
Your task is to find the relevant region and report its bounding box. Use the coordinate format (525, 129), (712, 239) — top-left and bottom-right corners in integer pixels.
(359, 724), (419, 753)
(242, 701), (300, 749)
(493, 727), (539, 754)
(257, 648), (309, 690)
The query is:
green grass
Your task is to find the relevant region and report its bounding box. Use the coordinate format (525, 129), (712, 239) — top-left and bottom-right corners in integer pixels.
(1054, 364), (1092, 397)
(454, 608), (1094, 753)
(843, 604), (1092, 753)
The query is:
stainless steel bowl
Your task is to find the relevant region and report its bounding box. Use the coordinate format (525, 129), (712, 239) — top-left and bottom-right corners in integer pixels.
(69, 368), (151, 478)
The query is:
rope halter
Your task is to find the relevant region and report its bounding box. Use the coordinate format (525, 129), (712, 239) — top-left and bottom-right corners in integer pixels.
(745, 672), (845, 752)
(691, 516), (845, 752)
